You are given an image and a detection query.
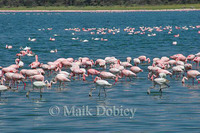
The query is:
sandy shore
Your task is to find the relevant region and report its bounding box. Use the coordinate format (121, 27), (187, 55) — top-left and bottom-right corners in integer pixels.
(0, 9), (200, 12)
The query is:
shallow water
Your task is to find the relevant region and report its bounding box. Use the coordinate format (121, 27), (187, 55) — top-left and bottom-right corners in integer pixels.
(0, 11), (200, 132)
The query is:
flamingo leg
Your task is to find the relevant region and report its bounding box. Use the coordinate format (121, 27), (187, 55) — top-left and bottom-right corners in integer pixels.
(40, 88), (42, 98)
(103, 87), (106, 97)
(113, 81), (116, 85)
(98, 86), (101, 96)
(59, 81), (61, 88)
(17, 82), (18, 90)
(193, 78), (194, 85)
(22, 80), (26, 90)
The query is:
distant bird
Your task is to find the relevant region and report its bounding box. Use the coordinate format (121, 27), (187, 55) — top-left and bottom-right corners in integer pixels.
(49, 37), (55, 41)
(6, 45), (12, 49)
(28, 37), (36, 42)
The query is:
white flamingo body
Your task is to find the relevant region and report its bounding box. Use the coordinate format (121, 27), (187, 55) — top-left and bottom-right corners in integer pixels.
(148, 77), (170, 94)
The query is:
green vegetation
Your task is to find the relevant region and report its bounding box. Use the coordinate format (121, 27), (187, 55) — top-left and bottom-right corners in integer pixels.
(0, 0), (199, 10)
(0, 4), (199, 10)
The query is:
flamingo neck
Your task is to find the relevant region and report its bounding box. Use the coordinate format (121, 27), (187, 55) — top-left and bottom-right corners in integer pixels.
(94, 77), (99, 83)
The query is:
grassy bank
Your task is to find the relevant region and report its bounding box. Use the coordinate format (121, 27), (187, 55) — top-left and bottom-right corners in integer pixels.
(0, 4), (200, 10)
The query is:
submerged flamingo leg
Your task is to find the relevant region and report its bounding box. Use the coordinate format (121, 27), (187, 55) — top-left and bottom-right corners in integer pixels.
(22, 80), (26, 90)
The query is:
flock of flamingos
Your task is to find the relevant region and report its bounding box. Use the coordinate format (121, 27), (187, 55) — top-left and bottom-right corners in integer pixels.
(1, 25), (200, 98)
(0, 47), (200, 98)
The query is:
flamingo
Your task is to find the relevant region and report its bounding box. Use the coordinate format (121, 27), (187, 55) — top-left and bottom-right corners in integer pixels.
(26, 80), (51, 98)
(195, 52), (200, 57)
(121, 69), (137, 81)
(186, 54), (195, 62)
(138, 56), (150, 64)
(87, 69), (100, 79)
(130, 66), (143, 74)
(193, 57), (200, 68)
(6, 45), (12, 49)
(1, 67), (18, 76)
(29, 55), (40, 69)
(89, 76), (112, 97)
(4, 72), (14, 87)
(147, 77), (170, 94)
(52, 74), (71, 88)
(28, 37), (36, 42)
(174, 34), (179, 37)
(49, 37), (55, 41)
(29, 74), (44, 82)
(126, 57), (132, 63)
(182, 70), (200, 84)
(85, 60), (94, 68)
(133, 58), (140, 66)
(109, 68), (121, 75)
(70, 68), (87, 81)
(172, 66), (184, 78)
(12, 73), (26, 90)
(120, 62), (132, 67)
(15, 58), (24, 68)
(100, 71), (119, 85)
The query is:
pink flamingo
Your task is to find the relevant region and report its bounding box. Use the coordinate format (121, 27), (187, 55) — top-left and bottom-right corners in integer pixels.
(4, 72), (14, 87)
(109, 68), (121, 75)
(100, 71), (119, 85)
(193, 57), (200, 68)
(172, 66), (184, 78)
(52, 74), (71, 88)
(133, 58), (140, 66)
(87, 69), (100, 79)
(23, 69), (40, 79)
(6, 45), (12, 49)
(161, 56), (170, 62)
(174, 34), (180, 37)
(126, 57), (132, 63)
(95, 59), (105, 66)
(168, 60), (176, 67)
(61, 60), (72, 69)
(85, 60), (94, 68)
(182, 70), (200, 84)
(151, 69), (172, 81)
(49, 37), (55, 41)
(29, 74), (44, 82)
(186, 54), (195, 62)
(138, 56), (150, 64)
(70, 68), (87, 81)
(1, 67), (18, 76)
(184, 63), (192, 71)
(121, 69), (137, 81)
(130, 66), (143, 74)
(12, 73), (26, 90)
(120, 62), (132, 67)
(29, 55), (40, 69)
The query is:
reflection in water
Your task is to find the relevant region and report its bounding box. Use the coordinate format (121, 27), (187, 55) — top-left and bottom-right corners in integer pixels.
(182, 83), (200, 90)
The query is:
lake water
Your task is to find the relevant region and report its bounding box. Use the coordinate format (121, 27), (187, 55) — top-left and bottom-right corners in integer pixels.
(0, 11), (200, 132)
